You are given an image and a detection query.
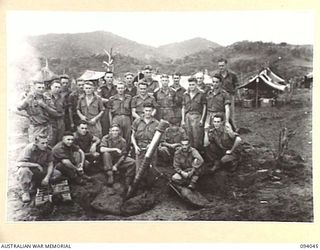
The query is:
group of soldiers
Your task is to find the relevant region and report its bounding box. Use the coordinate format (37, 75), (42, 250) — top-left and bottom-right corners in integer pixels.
(16, 58), (242, 203)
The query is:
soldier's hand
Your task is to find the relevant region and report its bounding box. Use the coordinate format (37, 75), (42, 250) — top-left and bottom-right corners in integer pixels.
(90, 145), (97, 154)
(199, 120), (203, 126)
(79, 114), (87, 121)
(226, 150), (232, 155)
(92, 152), (100, 158)
(41, 177), (49, 186)
(88, 118), (96, 125)
(135, 146), (141, 155)
(112, 165), (118, 172)
(181, 120), (185, 127)
(37, 99), (46, 107)
(37, 165), (43, 172)
(225, 121), (231, 129)
(115, 148), (122, 154)
(181, 171), (188, 178)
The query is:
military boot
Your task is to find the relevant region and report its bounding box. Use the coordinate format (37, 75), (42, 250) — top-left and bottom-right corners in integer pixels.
(188, 175), (199, 190)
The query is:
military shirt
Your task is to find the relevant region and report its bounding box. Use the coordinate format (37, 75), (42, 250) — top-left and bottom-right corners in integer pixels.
(145, 79), (159, 94)
(43, 92), (66, 119)
(108, 94), (132, 116)
(52, 141), (80, 165)
(77, 94), (105, 120)
(68, 90), (84, 115)
(131, 94), (158, 115)
(97, 84), (117, 107)
(154, 87), (176, 109)
(219, 71), (238, 95)
(182, 89), (207, 114)
(19, 143), (53, 170)
(124, 86), (137, 97)
(17, 93), (52, 125)
(208, 123), (239, 150)
(132, 117), (159, 148)
(100, 134), (127, 155)
(164, 126), (187, 144)
(171, 84), (186, 109)
(73, 131), (94, 153)
(173, 147), (204, 172)
(206, 88), (231, 113)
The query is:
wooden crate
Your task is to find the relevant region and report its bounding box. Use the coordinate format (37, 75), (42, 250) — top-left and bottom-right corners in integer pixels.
(242, 99), (254, 108)
(260, 98), (274, 107)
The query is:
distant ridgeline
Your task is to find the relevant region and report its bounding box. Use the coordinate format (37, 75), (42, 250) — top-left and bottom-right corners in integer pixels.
(27, 31), (313, 81)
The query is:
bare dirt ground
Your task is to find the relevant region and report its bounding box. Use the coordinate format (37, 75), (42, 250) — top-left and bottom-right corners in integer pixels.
(7, 88), (312, 221)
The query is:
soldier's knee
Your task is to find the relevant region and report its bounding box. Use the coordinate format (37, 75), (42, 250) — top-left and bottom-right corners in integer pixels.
(172, 173), (182, 181)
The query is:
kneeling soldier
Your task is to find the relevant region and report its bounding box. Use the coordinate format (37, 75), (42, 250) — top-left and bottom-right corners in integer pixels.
(204, 114), (242, 172)
(158, 119), (187, 166)
(73, 121), (100, 166)
(52, 131), (90, 185)
(17, 134), (62, 202)
(100, 124), (136, 187)
(172, 137), (204, 190)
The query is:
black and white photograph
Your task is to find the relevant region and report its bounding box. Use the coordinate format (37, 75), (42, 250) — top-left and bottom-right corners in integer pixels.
(6, 10), (314, 222)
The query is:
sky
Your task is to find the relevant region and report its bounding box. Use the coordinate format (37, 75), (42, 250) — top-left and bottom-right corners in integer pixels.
(7, 10), (315, 47)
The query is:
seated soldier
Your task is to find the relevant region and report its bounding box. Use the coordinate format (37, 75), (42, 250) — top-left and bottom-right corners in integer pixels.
(172, 137), (204, 190)
(158, 119), (187, 166)
(100, 124), (136, 188)
(52, 131), (91, 185)
(73, 121), (100, 166)
(16, 134), (62, 202)
(204, 114), (242, 172)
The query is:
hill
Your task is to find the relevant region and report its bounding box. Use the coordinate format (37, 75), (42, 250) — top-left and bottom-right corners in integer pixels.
(27, 31), (167, 62)
(158, 37), (221, 59)
(170, 41), (313, 81)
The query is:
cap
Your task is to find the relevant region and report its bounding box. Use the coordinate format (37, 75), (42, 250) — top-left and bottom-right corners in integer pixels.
(84, 81), (93, 86)
(188, 77), (197, 83)
(143, 65), (153, 71)
(110, 123), (120, 129)
(124, 72), (134, 77)
(63, 131), (74, 137)
(160, 74), (169, 79)
(60, 74), (70, 79)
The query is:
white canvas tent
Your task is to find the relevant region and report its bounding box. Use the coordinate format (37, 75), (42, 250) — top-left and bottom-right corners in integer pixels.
(78, 70), (106, 81)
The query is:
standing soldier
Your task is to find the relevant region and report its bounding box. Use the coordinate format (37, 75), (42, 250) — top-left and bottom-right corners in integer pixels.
(108, 82), (132, 144)
(143, 65), (159, 95)
(217, 58), (238, 129)
(171, 73), (186, 126)
(97, 71), (117, 136)
(154, 74), (176, 122)
(131, 80), (158, 120)
(17, 81), (58, 143)
(44, 79), (66, 146)
(172, 137), (204, 190)
(181, 77), (207, 151)
(68, 78), (85, 131)
(124, 72), (137, 97)
(131, 103), (159, 172)
(60, 74), (72, 131)
(77, 81), (105, 138)
(100, 124), (136, 187)
(195, 72), (209, 94)
(204, 73), (232, 146)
